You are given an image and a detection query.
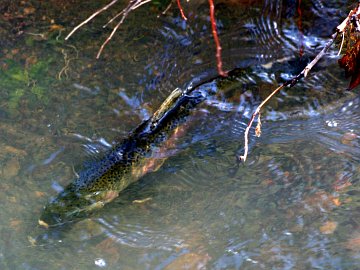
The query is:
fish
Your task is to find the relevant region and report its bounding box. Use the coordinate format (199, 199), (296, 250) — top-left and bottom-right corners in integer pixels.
(39, 68), (247, 228)
(39, 60), (355, 228)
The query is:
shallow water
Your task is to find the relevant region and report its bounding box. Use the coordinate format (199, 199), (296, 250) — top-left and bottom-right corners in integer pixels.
(0, 0), (360, 269)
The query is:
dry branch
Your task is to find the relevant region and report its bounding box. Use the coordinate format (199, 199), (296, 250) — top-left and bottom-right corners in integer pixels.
(239, 2), (360, 162)
(65, 0), (228, 76)
(65, 0), (119, 41)
(65, 0), (153, 58)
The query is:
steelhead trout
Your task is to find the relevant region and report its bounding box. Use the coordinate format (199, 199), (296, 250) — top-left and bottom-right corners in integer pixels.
(39, 68), (247, 227)
(39, 60), (354, 227)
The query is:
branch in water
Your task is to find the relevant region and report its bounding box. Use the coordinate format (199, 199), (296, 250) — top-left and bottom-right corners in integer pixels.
(176, 0), (187, 21)
(65, 0), (229, 75)
(97, 0), (152, 58)
(65, 0), (119, 41)
(65, 0), (153, 58)
(296, 0), (304, 56)
(239, 2), (360, 162)
(208, 0), (227, 77)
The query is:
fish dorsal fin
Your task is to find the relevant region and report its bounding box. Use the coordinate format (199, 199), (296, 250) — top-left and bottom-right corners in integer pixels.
(150, 88), (183, 127)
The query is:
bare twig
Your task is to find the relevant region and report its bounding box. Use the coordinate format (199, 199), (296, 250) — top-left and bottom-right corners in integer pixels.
(159, 2), (173, 17)
(301, 32), (338, 78)
(177, 0), (188, 21)
(208, 0), (227, 77)
(255, 113), (262, 137)
(239, 35), (336, 161)
(103, 9), (126, 28)
(239, 3), (360, 162)
(65, 0), (152, 58)
(240, 85), (285, 161)
(96, 0), (152, 59)
(338, 32), (345, 56)
(65, 0), (230, 76)
(65, 0), (119, 40)
(96, 14), (127, 59)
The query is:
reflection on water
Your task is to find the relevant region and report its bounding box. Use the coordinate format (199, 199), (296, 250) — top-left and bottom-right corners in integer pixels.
(0, 0), (360, 269)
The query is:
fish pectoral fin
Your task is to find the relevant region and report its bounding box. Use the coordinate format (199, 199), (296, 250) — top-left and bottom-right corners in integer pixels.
(83, 190), (119, 212)
(102, 190), (119, 203)
(85, 201), (106, 212)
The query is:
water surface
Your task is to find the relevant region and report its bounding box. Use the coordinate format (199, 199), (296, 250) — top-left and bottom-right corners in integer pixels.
(0, 0), (359, 269)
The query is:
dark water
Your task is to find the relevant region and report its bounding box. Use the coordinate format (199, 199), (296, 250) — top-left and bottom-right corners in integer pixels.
(0, 0), (360, 269)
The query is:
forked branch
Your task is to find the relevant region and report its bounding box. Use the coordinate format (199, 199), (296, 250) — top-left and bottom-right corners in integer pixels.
(65, 0), (153, 58)
(65, 0), (227, 76)
(239, 2), (360, 162)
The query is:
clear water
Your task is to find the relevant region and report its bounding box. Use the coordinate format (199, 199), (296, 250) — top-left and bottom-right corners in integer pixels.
(0, 0), (359, 269)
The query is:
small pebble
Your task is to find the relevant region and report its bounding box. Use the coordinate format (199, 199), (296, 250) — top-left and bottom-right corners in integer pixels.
(341, 132), (358, 145)
(342, 132), (357, 141)
(2, 158), (20, 179)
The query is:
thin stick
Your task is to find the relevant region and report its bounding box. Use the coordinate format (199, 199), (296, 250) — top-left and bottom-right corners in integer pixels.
(65, 0), (119, 40)
(239, 85), (284, 161)
(177, 0), (188, 21)
(208, 0), (227, 77)
(160, 2), (173, 17)
(103, 10), (126, 28)
(239, 3), (360, 162)
(338, 32), (345, 56)
(296, 0), (304, 56)
(131, 0), (152, 10)
(96, 0), (152, 59)
(97, 16), (126, 59)
(239, 33), (339, 161)
(302, 34), (337, 77)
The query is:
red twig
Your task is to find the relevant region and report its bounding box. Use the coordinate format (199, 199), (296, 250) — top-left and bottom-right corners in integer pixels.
(297, 0), (304, 56)
(208, 0), (227, 77)
(176, 0), (187, 21)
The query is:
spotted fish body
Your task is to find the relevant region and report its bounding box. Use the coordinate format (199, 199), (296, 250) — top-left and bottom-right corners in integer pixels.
(40, 68), (247, 227)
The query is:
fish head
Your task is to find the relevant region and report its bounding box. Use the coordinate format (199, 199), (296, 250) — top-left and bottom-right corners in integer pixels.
(39, 184), (118, 228)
